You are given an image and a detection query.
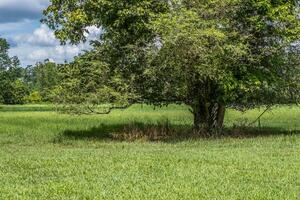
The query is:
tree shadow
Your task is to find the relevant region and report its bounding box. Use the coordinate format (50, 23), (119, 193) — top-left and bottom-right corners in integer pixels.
(54, 124), (122, 142)
(53, 122), (300, 144)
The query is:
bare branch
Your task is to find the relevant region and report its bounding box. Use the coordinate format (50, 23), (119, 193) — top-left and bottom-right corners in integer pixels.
(86, 104), (134, 115)
(249, 105), (272, 126)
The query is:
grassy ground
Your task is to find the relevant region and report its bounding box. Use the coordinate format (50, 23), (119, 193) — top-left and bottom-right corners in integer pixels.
(0, 104), (299, 199)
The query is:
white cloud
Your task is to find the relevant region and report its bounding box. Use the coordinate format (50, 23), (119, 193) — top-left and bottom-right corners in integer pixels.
(30, 24), (58, 46)
(85, 26), (103, 40)
(56, 46), (81, 55)
(14, 24), (58, 47)
(0, 0), (101, 65)
(28, 49), (49, 60)
(8, 24), (102, 66)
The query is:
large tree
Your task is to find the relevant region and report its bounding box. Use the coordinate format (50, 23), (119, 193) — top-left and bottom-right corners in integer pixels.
(144, 0), (300, 129)
(43, 0), (300, 130)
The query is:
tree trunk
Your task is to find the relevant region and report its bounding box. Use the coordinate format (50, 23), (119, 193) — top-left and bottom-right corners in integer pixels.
(193, 101), (207, 130)
(216, 105), (225, 129)
(193, 102), (226, 132)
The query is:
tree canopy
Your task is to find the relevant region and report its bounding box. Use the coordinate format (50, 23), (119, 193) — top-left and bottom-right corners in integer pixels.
(43, 0), (300, 130)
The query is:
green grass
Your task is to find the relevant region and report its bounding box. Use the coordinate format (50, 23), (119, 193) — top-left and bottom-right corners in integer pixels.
(0, 104), (299, 199)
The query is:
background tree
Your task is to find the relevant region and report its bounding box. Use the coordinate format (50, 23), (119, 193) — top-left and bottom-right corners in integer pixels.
(43, 0), (300, 131)
(33, 60), (60, 102)
(0, 38), (12, 103)
(0, 38), (11, 71)
(0, 38), (28, 104)
(22, 60), (60, 103)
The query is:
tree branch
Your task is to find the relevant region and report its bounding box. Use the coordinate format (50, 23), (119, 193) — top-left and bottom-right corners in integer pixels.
(249, 105), (272, 126)
(86, 104), (133, 115)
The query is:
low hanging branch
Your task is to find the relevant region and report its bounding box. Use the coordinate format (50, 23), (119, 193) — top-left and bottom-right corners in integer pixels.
(59, 103), (135, 115)
(249, 105), (272, 126)
(86, 104), (134, 115)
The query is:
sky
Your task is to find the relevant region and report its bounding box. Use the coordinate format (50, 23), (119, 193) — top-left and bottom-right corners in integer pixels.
(0, 0), (101, 66)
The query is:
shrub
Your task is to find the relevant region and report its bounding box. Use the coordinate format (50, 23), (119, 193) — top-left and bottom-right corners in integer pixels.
(24, 91), (42, 104)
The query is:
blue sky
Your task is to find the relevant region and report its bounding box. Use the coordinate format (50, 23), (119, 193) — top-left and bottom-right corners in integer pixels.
(0, 0), (100, 66)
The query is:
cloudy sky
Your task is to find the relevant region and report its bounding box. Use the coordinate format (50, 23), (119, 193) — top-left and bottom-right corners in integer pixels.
(0, 0), (100, 66)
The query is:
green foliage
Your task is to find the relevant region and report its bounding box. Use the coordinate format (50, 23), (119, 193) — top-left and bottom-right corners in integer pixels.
(56, 52), (137, 114)
(43, 0), (169, 44)
(7, 80), (29, 105)
(0, 79), (29, 105)
(0, 38), (11, 71)
(229, 0), (300, 106)
(29, 60), (60, 102)
(24, 91), (43, 104)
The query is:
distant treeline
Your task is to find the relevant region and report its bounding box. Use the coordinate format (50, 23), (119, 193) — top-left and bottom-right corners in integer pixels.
(1, 37), (60, 104)
(2, 60), (60, 104)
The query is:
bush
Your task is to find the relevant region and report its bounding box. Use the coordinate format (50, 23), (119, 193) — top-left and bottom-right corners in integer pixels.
(24, 91), (42, 104)
(3, 80), (29, 105)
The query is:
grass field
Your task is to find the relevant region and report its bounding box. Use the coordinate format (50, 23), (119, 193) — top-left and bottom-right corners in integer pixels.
(0, 104), (299, 199)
